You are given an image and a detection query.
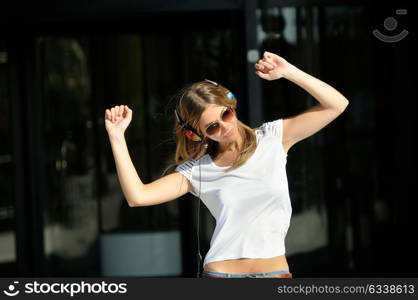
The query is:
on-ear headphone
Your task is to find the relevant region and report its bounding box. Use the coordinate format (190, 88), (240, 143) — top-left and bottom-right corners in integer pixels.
(174, 108), (204, 142)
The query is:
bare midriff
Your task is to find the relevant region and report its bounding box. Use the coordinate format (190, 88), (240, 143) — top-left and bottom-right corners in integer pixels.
(203, 254), (289, 274)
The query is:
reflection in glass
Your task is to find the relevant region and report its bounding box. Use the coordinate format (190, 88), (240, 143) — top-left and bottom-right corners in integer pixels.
(38, 37), (99, 275)
(0, 49), (17, 275)
(257, 6), (328, 262)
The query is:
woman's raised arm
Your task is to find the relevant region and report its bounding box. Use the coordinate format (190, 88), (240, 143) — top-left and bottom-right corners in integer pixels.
(105, 105), (192, 207)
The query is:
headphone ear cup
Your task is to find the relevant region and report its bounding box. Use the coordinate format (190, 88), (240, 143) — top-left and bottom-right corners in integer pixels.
(185, 129), (203, 142)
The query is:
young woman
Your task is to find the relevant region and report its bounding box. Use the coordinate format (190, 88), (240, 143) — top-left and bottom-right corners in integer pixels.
(105, 51), (349, 278)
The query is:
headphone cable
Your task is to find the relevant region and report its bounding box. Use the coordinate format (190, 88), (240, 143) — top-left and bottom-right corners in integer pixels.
(196, 160), (203, 278)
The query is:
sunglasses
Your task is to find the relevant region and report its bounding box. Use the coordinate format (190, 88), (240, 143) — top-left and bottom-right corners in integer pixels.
(205, 106), (235, 136)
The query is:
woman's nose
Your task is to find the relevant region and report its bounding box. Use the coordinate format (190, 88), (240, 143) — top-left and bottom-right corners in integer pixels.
(219, 121), (231, 135)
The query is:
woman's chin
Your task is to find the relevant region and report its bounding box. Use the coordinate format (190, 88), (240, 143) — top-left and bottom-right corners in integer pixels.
(224, 131), (234, 139)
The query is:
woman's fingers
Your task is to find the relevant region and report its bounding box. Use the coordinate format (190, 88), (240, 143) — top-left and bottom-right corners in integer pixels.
(263, 51), (272, 58)
(259, 60), (273, 69)
(105, 105), (131, 123)
(116, 106), (120, 118)
(114, 107), (118, 121)
(255, 62), (271, 73)
(256, 59), (275, 71)
(255, 62), (267, 72)
(264, 56), (277, 67)
(124, 105), (131, 117)
(117, 105), (124, 119)
(115, 106), (120, 120)
(263, 51), (277, 62)
(256, 69), (270, 80)
(110, 107), (114, 122)
(261, 57), (276, 68)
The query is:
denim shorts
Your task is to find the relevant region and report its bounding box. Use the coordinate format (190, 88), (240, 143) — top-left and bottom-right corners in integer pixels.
(201, 269), (292, 278)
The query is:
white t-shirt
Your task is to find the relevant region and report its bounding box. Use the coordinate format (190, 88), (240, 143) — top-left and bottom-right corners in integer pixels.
(174, 118), (292, 268)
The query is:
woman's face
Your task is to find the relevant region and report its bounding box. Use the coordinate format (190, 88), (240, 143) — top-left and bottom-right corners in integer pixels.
(198, 104), (237, 143)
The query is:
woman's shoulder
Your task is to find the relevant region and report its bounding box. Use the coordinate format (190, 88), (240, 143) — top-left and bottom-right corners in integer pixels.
(174, 155), (207, 172)
(175, 158), (197, 170)
(254, 118), (283, 137)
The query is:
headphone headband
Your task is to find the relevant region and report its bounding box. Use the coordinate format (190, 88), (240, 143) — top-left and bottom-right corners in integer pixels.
(174, 107), (186, 127)
(203, 78), (219, 86)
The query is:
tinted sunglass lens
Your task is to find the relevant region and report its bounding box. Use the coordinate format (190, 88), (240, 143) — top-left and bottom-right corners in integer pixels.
(206, 108), (234, 135)
(222, 108), (234, 121)
(206, 123), (220, 135)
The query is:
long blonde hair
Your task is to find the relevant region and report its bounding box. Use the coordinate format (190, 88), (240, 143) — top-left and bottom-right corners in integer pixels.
(162, 80), (258, 176)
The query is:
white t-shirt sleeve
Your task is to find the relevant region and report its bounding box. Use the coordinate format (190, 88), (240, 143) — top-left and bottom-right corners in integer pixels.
(260, 118), (284, 140)
(174, 160), (198, 197)
(259, 118), (287, 156)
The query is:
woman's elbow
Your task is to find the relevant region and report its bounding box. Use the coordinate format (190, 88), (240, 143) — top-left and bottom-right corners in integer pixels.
(127, 200), (137, 207)
(338, 97), (349, 113)
(125, 193), (143, 207)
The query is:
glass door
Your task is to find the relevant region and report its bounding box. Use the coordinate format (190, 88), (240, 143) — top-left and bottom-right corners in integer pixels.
(0, 47), (17, 276)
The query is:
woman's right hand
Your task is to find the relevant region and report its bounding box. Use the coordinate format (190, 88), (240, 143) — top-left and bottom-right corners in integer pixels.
(105, 105), (132, 137)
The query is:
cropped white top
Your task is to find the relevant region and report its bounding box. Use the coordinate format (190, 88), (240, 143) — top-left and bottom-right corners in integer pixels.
(174, 118), (292, 268)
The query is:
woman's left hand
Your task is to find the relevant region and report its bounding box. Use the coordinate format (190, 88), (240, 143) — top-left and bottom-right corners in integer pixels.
(255, 51), (293, 81)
